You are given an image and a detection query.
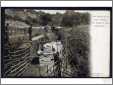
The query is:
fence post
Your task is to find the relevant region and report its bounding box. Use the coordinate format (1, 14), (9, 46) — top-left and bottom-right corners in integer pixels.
(28, 25), (32, 41)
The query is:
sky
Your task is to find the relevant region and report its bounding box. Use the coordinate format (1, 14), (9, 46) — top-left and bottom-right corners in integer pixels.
(35, 10), (89, 14)
(35, 10), (65, 14)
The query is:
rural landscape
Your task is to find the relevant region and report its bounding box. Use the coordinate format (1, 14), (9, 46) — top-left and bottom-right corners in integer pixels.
(2, 9), (90, 78)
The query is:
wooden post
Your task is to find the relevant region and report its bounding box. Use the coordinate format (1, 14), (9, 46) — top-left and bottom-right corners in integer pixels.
(47, 65), (48, 74)
(28, 25), (32, 41)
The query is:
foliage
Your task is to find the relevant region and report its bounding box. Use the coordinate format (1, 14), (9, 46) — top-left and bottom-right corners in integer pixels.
(61, 11), (90, 27)
(39, 13), (52, 26)
(5, 9), (90, 27)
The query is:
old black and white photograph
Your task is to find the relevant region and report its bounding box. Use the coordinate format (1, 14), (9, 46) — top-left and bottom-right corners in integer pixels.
(1, 7), (111, 78)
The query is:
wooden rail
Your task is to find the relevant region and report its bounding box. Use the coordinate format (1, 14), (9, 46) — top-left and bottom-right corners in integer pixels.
(3, 45), (31, 77)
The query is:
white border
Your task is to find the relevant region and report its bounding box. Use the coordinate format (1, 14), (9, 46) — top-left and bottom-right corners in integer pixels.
(1, 1), (112, 84)
(90, 11), (110, 77)
(1, 1), (112, 7)
(1, 78), (112, 84)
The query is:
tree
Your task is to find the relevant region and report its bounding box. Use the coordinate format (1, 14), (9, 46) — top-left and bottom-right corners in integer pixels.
(61, 12), (72, 27)
(51, 12), (62, 26)
(39, 13), (52, 26)
(61, 11), (90, 27)
(61, 11), (81, 27)
(80, 13), (90, 25)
